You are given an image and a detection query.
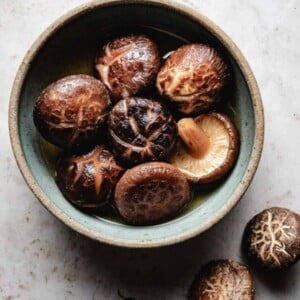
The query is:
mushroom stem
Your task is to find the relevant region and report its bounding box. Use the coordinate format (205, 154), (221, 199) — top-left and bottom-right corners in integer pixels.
(177, 118), (210, 159)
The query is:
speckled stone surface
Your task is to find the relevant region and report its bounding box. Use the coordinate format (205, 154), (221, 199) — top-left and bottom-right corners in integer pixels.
(0, 0), (299, 299)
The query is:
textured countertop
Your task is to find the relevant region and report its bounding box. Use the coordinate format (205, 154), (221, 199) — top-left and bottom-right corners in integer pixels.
(1, 0), (299, 299)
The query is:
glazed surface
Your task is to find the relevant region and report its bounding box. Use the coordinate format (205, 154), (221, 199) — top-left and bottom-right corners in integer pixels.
(95, 35), (160, 100)
(115, 162), (190, 224)
(108, 97), (177, 165)
(55, 146), (124, 208)
(156, 44), (229, 115)
(33, 75), (110, 148)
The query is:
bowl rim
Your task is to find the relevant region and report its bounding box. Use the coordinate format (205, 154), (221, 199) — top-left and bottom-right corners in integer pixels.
(9, 0), (264, 248)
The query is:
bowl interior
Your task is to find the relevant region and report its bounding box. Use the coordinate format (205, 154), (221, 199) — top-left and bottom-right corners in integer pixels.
(16, 1), (257, 246)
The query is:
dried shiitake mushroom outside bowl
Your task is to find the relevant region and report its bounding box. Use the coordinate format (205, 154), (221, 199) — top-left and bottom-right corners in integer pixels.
(9, 0), (264, 248)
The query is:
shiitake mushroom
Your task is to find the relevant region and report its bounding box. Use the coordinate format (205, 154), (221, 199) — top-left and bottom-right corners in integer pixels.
(156, 44), (229, 115)
(243, 207), (300, 270)
(35, 37), (241, 230)
(169, 113), (239, 184)
(55, 146), (124, 209)
(108, 97), (177, 165)
(33, 75), (110, 149)
(114, 162), (190, 225)
(188, 260), (255, 300)
(95, 35), (160, 101)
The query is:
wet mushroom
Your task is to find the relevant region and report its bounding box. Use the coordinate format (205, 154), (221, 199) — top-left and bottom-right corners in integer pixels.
(95, 35), (160, 101)
(243, 207), (300, 269)
(108, 97), (177, 165)
(55, 146), (124, 209)
(33, 75), (110, 149)
(169, 113), (239, 184)
(188, 260), (255, 300)
(156, 43), (229, 115)
(114, 162), (190, 225)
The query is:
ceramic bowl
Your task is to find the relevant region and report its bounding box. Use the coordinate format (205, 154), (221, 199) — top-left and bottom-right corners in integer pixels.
(9, 0), (264, 248)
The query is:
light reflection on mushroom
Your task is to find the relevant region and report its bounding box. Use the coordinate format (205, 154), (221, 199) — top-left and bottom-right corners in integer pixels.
(114, 162), (190, 225)
(95, 35), (160, 101)
(156, 44), (229, 115)
(108, 97), (177, 165)
(55, 146), (124, 209)
(33, 75), (110, 149)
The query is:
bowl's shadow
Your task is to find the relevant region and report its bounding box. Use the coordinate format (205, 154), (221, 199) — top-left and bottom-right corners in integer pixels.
(24, 160), (299, 300)
(50, 198), (249, 299)
(45, 179), (299, 300)
(240, 236), (300, 295)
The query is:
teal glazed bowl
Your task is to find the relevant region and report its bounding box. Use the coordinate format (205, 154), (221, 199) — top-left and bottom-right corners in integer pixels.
(9, 0), (264, 248)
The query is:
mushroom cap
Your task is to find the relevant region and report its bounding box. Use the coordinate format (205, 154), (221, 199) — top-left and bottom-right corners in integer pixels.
(189, 260), (255, 300)
(55, 146), (124, 208)
(156, 43), (229, 115)
(169, 113), (239, 184)
(95, 35), (160, 101)
(33, 74), (110, 149)
(243, 207), (300, 269)
(108, 97), (177, 165)
(114, 162), (190, 225)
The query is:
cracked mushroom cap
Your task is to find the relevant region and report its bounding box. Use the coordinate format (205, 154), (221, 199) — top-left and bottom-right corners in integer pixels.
(108, 97), (177, 165)
(114, 162), (190, 225)
(189, 260), (255, 300)
(33, 74), (110, 149)
(243, 207), (300, 269)
(95, 35), (160, 101)
(55, 146), (124, 208)
(169, 113), (239, 184)
(156, 43), (229, 115)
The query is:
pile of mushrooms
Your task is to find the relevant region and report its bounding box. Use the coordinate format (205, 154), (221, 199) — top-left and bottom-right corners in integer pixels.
(33, 34), (240, 225)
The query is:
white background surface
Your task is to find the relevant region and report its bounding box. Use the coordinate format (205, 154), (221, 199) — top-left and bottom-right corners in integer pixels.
(0, 0), (299, 299)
